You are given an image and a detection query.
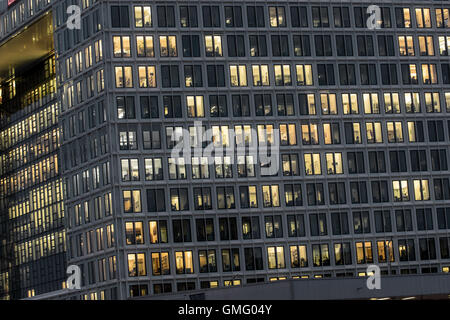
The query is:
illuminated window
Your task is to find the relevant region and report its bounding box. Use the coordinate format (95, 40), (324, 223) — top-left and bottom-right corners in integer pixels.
(159, 35), (177, 57)
(229, 65), (247, 86)
(274, 64), (292, 86)
(397, 36), (414, 56)
(123, 190), (141, 212)
(418, 36), (434, 56)
(168, 157), (186, 180)
(366, 122), (383, 143)
(401, 64), (418, 84)
(138, 66), (156, 88)
(304, 153), (321, 175)
(326, 152), (343, 174)
(136, 36), (154, 57)
(404, 92), (421, 113)
(301, 124), (319, 145)
(436, 8), (450, 28)
(279, 123), (297, 146)
(191, 157), (209, 179)
(290, 245), (308, 268)
(115, 66), (133, 88)
(363, 93), (379, 114)
(395, 8), (411, 28)
(175, 251), (193, 274)
(269, 6), (286, 27)
(424, 92), (441, 113)
(415, 8), (431, 28)
(355, 241), (373, 264)
(344, 123), (362, 144)
(386, 121), (403, 143)
(204, 35), (222, 57)
(186, 95), (204, 118)
(392, 180), (409, 202)
(413, 179), (430, 201)
(262, 185), (280, 207)
(296, 64), (313, 85)
(421, 64), (437, 84)
(256, 124), (274, 146)
(151, 252), (170, 275)
(237, 155), (256, 177)
(125, 221), (144, 245)
(320, 93), (337, 115)
(377, 241), (394, 263)
(216, 186), (235, 209)
(299, 93), (316, 115)
(134, 6), (152, 27)
(252, 65), (270, 86)
(342, 93), (358, 114)
(282, 154), (299, 176)
(121, 159), (140, 181)
(267, 246), (285, 269)
(323, 123), (340, 144)
(113, 36), (131, 58)
(127, 253), (146, 277)
(384, 92), (400, 113)
(149, 220), (168, 243)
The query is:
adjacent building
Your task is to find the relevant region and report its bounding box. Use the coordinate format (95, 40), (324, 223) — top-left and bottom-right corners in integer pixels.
(0, 1), (65, 300)
(1, 0), (450, 300)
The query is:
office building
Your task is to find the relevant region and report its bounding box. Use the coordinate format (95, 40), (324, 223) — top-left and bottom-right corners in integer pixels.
(2, 0), (450, 300)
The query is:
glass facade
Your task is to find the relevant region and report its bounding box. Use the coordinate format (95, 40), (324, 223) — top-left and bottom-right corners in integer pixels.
(0, 6), (66, 300)
(2, 0), (450, 300)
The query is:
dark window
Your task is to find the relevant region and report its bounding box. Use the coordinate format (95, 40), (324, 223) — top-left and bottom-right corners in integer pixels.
(247, 6), (265, 27)
(203, 6), (221, 27)
(228, 35), (245, 57)
(157, 6), (175, 27)
(179, 6), (198, 27)
(389, 150), (408, 173)
(291, 6), (308, 27)
(196, 218), (215, 241)
(219, 217), (238, 240)
(416, 208), (434, 231)
(111, 6), (130, 28)
(182, 35), (200, 57)
(287, 214), (306, 237)
(161, 65), (180, 88)
(374, 210), (392, 232)
(331, 212), (349, 235)
(353, 211), (371, 234)
(360, 64), (377, 85)
(140, 96), (158, 119)
(336, 35), (353, 56)
(312, 6), (329, 27)
(333, 7), (350, 27)
(207, 65), (225, 87)
(310, 213), (328, 236)
(317, 64), (335, 86)
(315, 35), (332, 56)
(249, 35), (267, 57)
(173, 219), (192, 242)
(225, 6), (243, 27)
(147, 189), (165, 212)
(357, 35), (374, 56)
(293, 35), (310, 56)
(371, 181), (389, 203)
(395, 209), (413, 232)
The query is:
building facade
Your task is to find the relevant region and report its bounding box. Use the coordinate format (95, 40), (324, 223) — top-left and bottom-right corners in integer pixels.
(0, 0), (66, 300)
(2, 0), (450, 300)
